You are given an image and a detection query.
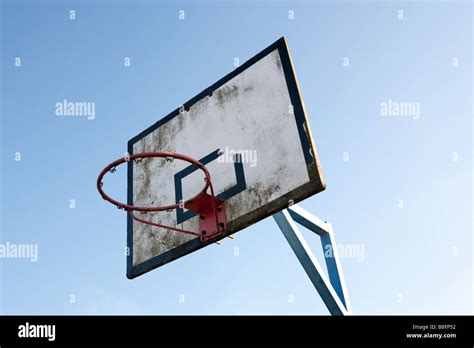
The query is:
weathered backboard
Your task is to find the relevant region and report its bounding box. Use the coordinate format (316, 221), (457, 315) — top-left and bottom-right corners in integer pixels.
(127, 37), (325, 279)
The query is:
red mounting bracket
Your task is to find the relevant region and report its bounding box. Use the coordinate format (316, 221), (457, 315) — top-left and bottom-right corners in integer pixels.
(185, 192), (227, 242)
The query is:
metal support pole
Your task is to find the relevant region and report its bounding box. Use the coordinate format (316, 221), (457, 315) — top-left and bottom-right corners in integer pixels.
(273, 205), (352, 316)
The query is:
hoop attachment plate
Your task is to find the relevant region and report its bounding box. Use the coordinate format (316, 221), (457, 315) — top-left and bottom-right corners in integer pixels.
(185, 193), (226, 242)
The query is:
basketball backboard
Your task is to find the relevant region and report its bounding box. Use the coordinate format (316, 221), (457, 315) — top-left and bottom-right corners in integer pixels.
(127, 37), (325, 279)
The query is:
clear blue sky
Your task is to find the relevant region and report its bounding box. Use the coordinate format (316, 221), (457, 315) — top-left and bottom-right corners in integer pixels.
(1, 0), (472, 314)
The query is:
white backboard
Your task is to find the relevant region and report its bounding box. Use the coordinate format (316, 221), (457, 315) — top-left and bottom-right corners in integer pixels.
(127, 37), (325, 278)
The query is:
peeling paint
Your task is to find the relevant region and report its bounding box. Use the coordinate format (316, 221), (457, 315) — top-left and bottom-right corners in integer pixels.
(274, 51), (283, 72)
(215, 84), (239, 107)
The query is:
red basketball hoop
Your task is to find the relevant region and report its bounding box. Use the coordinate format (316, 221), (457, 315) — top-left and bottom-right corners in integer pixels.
(97, 152), (226, 242)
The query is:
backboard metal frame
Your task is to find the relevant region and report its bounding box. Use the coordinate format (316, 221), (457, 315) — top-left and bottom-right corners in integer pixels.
(127, 37), (325, 279)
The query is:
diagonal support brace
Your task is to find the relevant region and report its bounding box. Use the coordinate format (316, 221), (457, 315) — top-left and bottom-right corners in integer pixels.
(273, 205), (352, 316)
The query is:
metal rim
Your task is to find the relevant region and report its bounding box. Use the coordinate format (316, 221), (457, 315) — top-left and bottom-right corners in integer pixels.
(97, 152), (211, 212)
